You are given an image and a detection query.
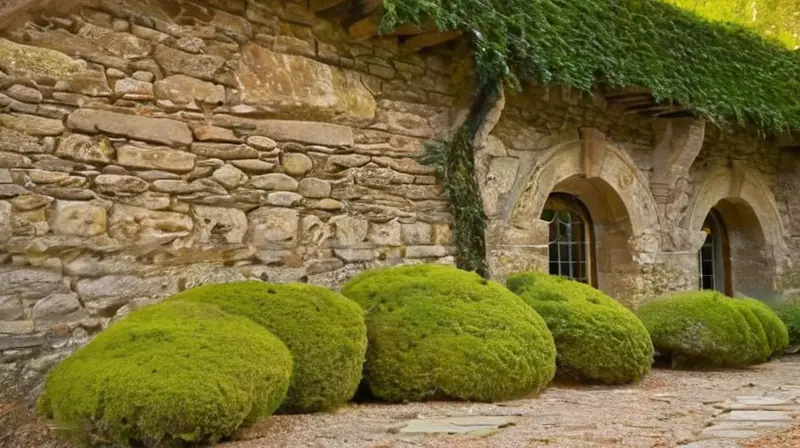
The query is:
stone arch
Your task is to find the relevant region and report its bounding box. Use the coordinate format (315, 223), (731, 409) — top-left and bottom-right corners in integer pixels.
(487, 132), (660, 304)
(686, 164), (787, 302)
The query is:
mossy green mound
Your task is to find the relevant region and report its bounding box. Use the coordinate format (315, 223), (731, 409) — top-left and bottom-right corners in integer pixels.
(733, 298), (788, 357)
(637, 291), (762, 368)
(341, 264), (556, 403)
(729, 299), (772, 364)
(506, 272), (653, 385)
(776, 300), (800, 351)
(172, 281), (367, 413)
(38, 301), (292, 447)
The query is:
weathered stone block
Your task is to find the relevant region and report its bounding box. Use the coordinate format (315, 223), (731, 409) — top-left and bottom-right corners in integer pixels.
(6, 85), (43, 103)
(0, 296), (23, 320)
(333, 248), (377, 262)
(212, 164), (247, 189)
(114, 78), (154, 99)
(154, 75), (226, 105)
(406, 245), (449, 258)
(76, 275), (178, 314)
(0, 38), (87, 79)
(56, 134), (114, 164)
(402, 222), (432, 245)
(77, 23), (151, 59)
(67, 109), (193, 147)
(249, 173), (298, 191)
(235, 44), (375, 124)
(232, 159), (274, 174)
(0, 127), (48, 154)
(0, 267), (63, 300)
(153, 45), (225, 81)
(212, 114), (354, 146)
(117, 144), (196, 173)
(191, 206), (248, 244)
(49, 200), (107, 237)
(267, 191), (303, 206)
(0, 200), (10, 243)
(0, 321), (35, 335)
(282, 152), (313, 176)
(191, 142), (259, 160)
(369, 220), (402, 246)
(109, 204), (193, 244)
(247, 207), (299, 247)
(193, 125), (240, 142)
(331, 215), (368, 246)
(94, 174), (149, 195)
(298, 178), (331, 198)
(32, 293), (87, 322)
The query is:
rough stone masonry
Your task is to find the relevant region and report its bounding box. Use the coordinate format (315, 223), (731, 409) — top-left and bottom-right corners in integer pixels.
(0, 0), (799, 397)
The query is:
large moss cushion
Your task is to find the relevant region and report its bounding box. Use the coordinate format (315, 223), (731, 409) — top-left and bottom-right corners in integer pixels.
(637, 291), (764, 368)
(340, 264), (557, 403)
(38, 301), (292, 447)
(172, 281), (367, 413)
(506, 272), (653, 385)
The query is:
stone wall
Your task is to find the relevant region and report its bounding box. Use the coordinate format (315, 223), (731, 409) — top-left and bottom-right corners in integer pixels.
(478, 82), (795, 308)
(2, 0), (800, 398)
(0, 0), (468, 395)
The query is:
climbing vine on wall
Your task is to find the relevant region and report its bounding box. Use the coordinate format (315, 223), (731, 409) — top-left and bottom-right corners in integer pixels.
(419, 77), (500, 277)
(387, 0), (800, 274)
(381, 0), (800, 132)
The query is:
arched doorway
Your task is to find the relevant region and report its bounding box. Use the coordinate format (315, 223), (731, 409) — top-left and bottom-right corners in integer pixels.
(697, 208), (732, 296)
(695, 198), (775, 301)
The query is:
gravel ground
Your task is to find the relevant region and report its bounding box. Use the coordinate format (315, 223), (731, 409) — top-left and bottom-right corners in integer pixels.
(4, 357), (800, 448)
(228, 356), (800, 448)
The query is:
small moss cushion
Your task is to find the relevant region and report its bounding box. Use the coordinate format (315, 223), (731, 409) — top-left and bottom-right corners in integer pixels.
(506, 272), (653, 385)
(776, 300), (800, 351)
(341, 264), (557, 403)
(172, 281), (367, 413)
(38, 301), (292, 447)
(637, 291), (760, 368)
(734, 297), (789, 356)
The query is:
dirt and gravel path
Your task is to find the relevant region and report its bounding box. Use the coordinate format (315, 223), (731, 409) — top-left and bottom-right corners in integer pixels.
(4, 357), (800, 448)
(228, 356), (800, 448)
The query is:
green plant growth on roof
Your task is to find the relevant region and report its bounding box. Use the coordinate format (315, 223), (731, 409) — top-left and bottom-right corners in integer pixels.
(38, 301), (292, 447)
(381, 0), (800, 131)
(341, 264), (557, 403)
(666, 0), (800, 49)
(507, 272), (653, 385)
(171, 281), (368, 414)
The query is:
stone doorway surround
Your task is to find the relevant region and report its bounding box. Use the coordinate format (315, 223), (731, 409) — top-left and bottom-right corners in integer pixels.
(685, 163), (789, 304)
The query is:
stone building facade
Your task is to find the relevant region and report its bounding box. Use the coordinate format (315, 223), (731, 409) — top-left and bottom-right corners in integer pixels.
(0, 0), (798, 390)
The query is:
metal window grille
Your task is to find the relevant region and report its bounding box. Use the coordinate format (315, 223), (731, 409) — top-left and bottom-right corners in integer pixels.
(541, 208), (589, 284)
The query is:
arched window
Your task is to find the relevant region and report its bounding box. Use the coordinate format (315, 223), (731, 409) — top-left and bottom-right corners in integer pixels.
(540, 193), (596, 285)
(698, 209), (732, 295)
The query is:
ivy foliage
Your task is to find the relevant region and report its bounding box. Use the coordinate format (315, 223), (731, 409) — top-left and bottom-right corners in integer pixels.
(419, 81), (499, 275)
(381, 0), (800, 132)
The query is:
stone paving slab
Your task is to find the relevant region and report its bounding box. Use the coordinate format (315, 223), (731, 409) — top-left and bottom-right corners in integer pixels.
(395, 416), (517, 435)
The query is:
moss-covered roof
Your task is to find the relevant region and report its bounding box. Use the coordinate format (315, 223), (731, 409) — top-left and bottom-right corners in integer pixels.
(381, 0), (800, 132)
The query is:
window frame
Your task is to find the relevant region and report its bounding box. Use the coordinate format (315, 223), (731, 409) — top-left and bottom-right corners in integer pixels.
(540, 192), (598, 287)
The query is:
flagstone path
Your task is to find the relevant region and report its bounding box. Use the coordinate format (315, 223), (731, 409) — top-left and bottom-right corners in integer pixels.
(229, 356), (800, 448)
